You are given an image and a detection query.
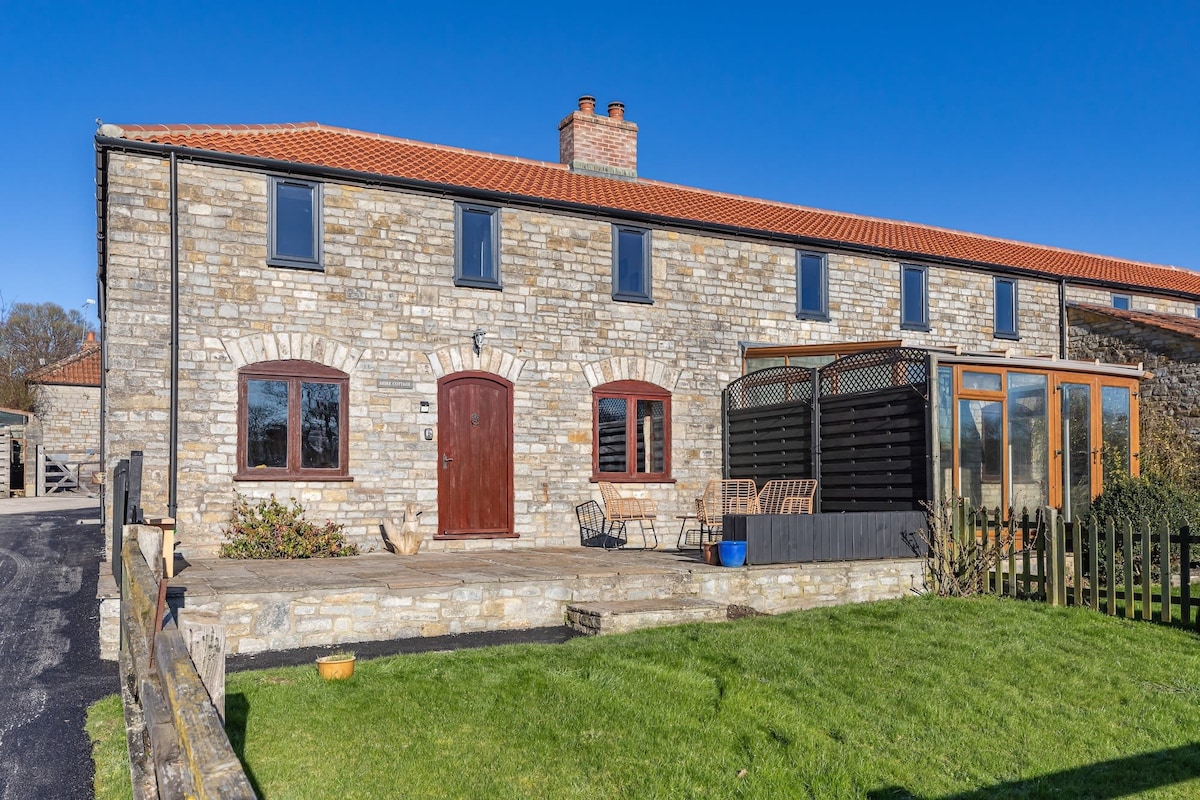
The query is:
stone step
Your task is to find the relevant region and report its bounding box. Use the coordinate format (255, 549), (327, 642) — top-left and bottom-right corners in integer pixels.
(565, 597), (727, 636)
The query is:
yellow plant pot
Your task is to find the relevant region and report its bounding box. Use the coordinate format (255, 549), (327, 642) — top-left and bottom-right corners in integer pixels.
(316, 655), (356, 680)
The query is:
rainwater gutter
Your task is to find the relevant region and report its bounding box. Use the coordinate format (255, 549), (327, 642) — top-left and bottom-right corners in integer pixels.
(93, 136), (1200, 305)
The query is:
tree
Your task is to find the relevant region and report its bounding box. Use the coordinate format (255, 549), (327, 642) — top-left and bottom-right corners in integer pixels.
(0, 299), (95, 412)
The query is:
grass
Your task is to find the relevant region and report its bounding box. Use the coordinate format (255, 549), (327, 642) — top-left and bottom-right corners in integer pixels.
(85, 693), (132, 800)
(87, 596), (1200, 799)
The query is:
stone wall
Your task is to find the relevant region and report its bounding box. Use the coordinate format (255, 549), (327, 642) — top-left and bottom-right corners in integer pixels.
(166, 555), (925, 656)
(36, 384), (101, 464)
(1069, 307), (1200, 447)
(105, 151), (1077, 554)
(1067, 285), (1198, 317)
(0, 428), (9, 496)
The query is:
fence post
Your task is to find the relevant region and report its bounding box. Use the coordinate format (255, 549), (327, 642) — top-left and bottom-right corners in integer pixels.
(1160, 522), (1172, 624)
(1105, 518), (1117, 616)
(35, 445), (45, 496)
(1045, 508), (1060, 606)
(1180, 526), (1191, 629)
(1122, 520), (1134, 620)
(1088, 516), (1100, 612)
(1072, 520), (1083, 608)
(1141, 520), (1152, 621)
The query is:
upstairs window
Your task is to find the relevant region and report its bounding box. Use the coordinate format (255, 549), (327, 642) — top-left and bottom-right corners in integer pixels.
(612, 225), (652, 303)
(900, 264), (929, 331)
(268, 177), (322, 270)
(1112, 294), (1131, 310)
(994, 277), (1019, 339)
(238, 360), (349, 480)
(593, 380), (671, 482)
(796, 251), (828, 320)
(454, 203), (501, 289)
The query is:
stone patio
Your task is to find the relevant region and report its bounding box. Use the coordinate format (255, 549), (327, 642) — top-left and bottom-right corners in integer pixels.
(98, 547), (925, 660)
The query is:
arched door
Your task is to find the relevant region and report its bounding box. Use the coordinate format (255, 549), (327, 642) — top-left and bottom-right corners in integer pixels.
(437, 372), (514, 538)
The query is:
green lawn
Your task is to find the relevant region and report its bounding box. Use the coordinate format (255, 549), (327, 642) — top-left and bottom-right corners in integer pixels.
(89, 597), (1200, 799)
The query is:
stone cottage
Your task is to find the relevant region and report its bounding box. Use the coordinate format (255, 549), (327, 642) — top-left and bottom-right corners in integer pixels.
(25, 334), (102, 489)
(94, 98), (1200, 555)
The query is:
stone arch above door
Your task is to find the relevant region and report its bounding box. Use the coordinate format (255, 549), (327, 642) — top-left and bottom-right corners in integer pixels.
(582, 356), (682, 392)
(221, 332), (363, 373)
(427, 344), (526, 384)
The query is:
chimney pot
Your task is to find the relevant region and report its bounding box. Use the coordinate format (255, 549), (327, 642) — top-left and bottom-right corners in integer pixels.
(86, 331), (96, 343)
(559, 96), (637, 178)
(607, 102), (625, 121)
(578, 95), (596, 114)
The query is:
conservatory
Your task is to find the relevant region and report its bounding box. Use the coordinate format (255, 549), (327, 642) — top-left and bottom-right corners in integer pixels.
(728, 345), (1144, 522)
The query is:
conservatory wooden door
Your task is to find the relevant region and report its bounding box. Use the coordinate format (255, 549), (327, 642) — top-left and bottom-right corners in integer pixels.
(436, 372), (514, 538)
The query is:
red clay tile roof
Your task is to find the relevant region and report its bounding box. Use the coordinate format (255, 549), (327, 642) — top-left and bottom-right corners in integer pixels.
(28, 342), (101, 386)
(1070, 302), (1200, 341)
(108, 122), (1200, 298)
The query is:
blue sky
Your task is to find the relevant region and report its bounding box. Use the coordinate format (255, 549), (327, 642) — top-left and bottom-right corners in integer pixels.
(1, 1), (1197, 321)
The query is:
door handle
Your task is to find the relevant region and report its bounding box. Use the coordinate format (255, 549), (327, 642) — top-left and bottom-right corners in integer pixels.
(442, 454), (453, 468)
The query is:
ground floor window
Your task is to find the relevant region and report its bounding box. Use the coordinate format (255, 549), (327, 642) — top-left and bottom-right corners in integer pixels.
(593, 380), (670, 482)
(237, 360), (349, 480)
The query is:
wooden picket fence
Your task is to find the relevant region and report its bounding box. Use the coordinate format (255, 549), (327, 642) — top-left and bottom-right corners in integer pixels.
(967, 504), (1200, 630)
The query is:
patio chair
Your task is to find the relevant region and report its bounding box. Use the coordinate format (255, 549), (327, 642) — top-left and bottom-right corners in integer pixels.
(576, 500), (626, 550)
(598, 482), (658, 550)
(696, 479), (760, 542)
(758, 479), (818, 515)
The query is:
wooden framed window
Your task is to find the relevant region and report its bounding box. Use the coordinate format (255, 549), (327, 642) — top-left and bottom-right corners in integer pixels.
(592, 380), (671, 482)
(237, 360), (350, 480)
(994, 277), (1019, 339)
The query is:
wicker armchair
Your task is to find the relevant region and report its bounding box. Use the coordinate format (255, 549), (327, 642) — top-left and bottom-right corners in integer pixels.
(598, 482), (658, 549)
(758, 479), (818, 515)
(696, 479), (759, 542)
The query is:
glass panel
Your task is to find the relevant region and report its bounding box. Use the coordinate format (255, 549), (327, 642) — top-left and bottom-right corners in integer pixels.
(275, 182), (315, 260)
(937, 367), (953, 501)
(902, 267), (925, 326)
(616, 229), (646, 296)
(959, 399), (1003, 509)
(962, 371), (1003, 392)
(1101, 386), (1131, 483)
(745, 357), (787, 372)
(460, 208), (494, 280)
(597, 397), (627, 473)
(635, 399), (665, 474)
(1008, 373), (1048, 512)
(995, 279), (1016, 335)
(1063, 383), (1092, 522)
(798, 254), (823, 313)
(1112, 294), (1130, 310)
(301, 382), (341, 469)
(790, 355), (837, 368)
(246, 380), (288, 468)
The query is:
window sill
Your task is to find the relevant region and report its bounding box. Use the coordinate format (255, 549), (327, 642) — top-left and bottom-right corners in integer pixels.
(266, 258), (324, 271)
(612, 293), (654, 305)
(591, 474), (676, 484)
(993, 332), (1021, 341)
(795, 311), (830, 322)
(454, 277), (503, 291)
(234, 472), (354, 482)
(900, 323), (931, 332)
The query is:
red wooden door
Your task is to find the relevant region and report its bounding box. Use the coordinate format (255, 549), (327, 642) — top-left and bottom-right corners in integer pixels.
(437, 372), (514, 537)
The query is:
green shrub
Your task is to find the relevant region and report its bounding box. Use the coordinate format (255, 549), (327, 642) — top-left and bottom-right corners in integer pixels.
(1089, 473), (1200, 529)
(219, 494), (359, 559)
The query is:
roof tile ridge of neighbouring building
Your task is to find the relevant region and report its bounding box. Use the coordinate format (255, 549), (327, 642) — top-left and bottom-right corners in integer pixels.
(27, 341), (101, 385)
(1068, 302), (1200, 337)
(113, 121), (574, 173)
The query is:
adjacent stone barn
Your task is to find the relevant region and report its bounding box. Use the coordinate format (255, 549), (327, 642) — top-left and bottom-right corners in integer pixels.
(94, 98), (1200, 557)
(1069, 302), (1200, 448)
(27, 335), (101, 465)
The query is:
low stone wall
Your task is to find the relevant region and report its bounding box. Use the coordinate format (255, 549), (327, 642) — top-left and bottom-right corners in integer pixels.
(168, 557), (925, 655)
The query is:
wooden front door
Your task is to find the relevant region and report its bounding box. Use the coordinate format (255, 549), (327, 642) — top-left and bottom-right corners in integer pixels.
(437, 372), (514, 537)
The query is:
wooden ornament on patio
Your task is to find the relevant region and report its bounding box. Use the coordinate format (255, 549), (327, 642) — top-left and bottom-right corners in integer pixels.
(382, 503), (423, 555)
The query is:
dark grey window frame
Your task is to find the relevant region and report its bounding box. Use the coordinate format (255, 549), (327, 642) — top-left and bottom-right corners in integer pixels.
(612, 225), (653, 304)
(1111, 293), (1131, 310)
(900, 263), (930, 331)
(267, 176), (323, 271)
(795, 251), (829, 321)
(993, 276), (1020, 340)
(454, 202), (503, 290)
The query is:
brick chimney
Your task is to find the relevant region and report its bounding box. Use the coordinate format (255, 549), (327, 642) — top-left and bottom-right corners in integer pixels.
(558, 96), (638, 180)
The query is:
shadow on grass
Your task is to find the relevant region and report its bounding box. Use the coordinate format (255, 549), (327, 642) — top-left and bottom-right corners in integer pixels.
(868, 742), (1200, 799)
(224, 692), (263, 798)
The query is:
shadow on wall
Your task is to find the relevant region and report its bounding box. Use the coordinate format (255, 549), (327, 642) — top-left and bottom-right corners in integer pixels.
(867, 742), (1200, 799)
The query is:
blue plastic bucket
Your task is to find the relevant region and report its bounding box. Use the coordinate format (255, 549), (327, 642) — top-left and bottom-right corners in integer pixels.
(718, 540), (747, 567)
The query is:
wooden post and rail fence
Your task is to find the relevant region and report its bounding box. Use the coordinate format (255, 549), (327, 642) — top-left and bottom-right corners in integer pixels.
(119, 521), (255, 799)
(947, 503), (1200, 630)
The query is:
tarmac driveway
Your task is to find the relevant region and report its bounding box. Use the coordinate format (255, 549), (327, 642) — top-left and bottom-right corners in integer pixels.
(0, 499), (117, 800)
